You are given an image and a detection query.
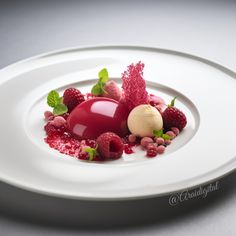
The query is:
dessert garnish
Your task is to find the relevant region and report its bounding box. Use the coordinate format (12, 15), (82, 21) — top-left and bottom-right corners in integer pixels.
(121, 62), (149, 111)
(97, 132), (124, 159)
(162, 97), (187, 131)
(91, 68), (109, 96)
(63, 88), (85, 112)
(91, 68), (122, 101)
(47, 90), (68, 115)
(43, 63), (187, 161)
(83, 145), (98, 161)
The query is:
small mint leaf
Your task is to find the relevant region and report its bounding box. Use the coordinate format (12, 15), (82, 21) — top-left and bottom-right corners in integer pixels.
(53, 103), (68, 115)
(98, 81), (106, 87)
(98, 68), (108, 83)
(102, 87), (108, 94)
(91, 84), (103, 95)
(153, 129), (163, 137)
(47, 90), (60, 107)
(83, 147), (98, 161)
(91, 68), (109, 96)
(170, 96), (177, 107)
(98, 81), (108, 94)
(162, 134), (171, 140)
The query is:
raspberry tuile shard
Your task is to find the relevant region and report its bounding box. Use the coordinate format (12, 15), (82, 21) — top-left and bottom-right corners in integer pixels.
(121, 62), (149, 111)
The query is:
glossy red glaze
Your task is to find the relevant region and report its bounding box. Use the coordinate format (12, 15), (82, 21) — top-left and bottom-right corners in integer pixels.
(67, 97), (130, 139)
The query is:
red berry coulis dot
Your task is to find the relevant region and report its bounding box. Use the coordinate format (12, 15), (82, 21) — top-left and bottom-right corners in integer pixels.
(124, 144), (134, 154)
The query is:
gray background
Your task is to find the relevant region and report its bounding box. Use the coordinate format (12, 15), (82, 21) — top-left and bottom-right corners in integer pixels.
(0, 0), (236, 235)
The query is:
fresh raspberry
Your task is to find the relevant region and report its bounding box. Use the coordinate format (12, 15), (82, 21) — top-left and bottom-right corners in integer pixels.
(162, 97), (187, 131)
(97, 132), (124, 159)
(63, 88), (85, 112)
(103, 80), (122, 101)
(44, 122), (66, 136)
(93, 155), (105, 162)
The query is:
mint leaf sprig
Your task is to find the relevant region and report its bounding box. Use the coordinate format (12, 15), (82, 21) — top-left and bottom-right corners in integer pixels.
(91, 68), (109, 95)
(83, 145), (98, 161)
(47, 90), (68, 115)
(153, 129), (171, 140)
(169, 96), (177, 107)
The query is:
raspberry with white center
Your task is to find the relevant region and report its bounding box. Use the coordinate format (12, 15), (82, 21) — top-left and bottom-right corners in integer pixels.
(63, 88), (85, 112)
(97, 132), (124, 159)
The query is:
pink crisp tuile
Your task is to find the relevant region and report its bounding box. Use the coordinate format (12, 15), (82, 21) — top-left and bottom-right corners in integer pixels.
(121, 62), (149, 111)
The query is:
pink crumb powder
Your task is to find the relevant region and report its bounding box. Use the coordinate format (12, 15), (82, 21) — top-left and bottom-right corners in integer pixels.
(121, 62), (149, 111)
(44, 132), (101, 160)
(45, 133), (83, 157)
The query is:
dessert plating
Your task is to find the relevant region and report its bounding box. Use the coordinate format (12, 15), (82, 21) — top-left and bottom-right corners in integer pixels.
(43, 62), (187, 161)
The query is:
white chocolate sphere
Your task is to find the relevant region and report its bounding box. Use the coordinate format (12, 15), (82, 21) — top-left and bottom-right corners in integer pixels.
(127, 104), (163, 137)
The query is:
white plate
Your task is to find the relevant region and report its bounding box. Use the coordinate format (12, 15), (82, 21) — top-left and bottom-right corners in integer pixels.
(0, 46), (235, 200)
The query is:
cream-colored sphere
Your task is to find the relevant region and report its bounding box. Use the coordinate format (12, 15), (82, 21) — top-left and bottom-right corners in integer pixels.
(127, 104), (163, 137)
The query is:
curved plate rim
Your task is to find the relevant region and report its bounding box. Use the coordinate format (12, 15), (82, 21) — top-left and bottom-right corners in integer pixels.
(0, 44), (236, 201)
